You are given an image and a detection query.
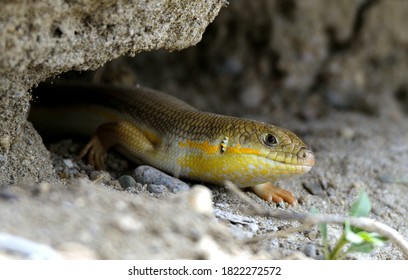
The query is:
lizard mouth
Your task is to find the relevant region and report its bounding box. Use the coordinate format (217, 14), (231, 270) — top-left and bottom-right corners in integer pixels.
(280, 147), (315, 174)
(297, 147), (315, 167)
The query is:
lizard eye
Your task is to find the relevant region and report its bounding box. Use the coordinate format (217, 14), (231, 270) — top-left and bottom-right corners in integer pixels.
(263, 134), (277, 146)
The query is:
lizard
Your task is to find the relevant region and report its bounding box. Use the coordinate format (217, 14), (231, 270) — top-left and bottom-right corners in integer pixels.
(29, 82), (315, 205)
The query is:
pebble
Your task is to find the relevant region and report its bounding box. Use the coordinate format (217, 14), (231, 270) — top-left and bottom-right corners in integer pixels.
(132, 165), (190, 193)
(89, 170), (111, 183)
(302, 243), (317, 258)
(188, 185), (213, 215)
(118, 175), (137, 189)
(196, 236), (231, 260)
(115, 215), (143, 233)
(37, 182), (51, 194)
(302, 182), (324, 196)
(0, 136), (11, 151)
(0, 189), (18, 202)
(63, 159), (75, 168)
(213, 208), (259, 238)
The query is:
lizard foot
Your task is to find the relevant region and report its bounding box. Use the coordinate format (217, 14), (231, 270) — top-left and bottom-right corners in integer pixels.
(252, 182), (297, 206)
(78, 135), (107, 170)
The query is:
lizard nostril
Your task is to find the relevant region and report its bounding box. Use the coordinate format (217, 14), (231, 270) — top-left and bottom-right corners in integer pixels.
(298, 147), (315, 166)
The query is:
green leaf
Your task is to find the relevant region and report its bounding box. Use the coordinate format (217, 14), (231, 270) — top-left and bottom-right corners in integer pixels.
(349, 191), (371, 217)
(358, 232), (387, 246)
(319, 222), (328, 242)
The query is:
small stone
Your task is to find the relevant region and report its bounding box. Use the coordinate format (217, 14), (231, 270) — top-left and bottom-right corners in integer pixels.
(63, 159), (74, 168)
(196, 236), (231, 260)
(0, 135), (11, 151)
(38, 182), (51, 194)
(89, 170), (111, 183)
(213, 208), (259, 238)
(0, 189), (18, 202)
(302, 243), (317, 258)
(118, 175), (137, 189)
(59, 170), (69, 179)
(133, 165), (190, 193)
(147, 184), (167, 194)
(115, 215), (142, 233)
(188, 185), (213, 215)
(302, 182), (324, 195)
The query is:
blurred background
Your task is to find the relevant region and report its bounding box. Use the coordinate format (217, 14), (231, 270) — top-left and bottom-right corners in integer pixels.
(81, 0), (408, 124)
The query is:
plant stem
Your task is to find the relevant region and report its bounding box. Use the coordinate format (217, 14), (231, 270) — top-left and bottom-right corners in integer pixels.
(329, 233), (348, 260)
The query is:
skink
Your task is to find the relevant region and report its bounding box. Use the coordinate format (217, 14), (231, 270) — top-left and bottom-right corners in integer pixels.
(29, 83), (315, 205)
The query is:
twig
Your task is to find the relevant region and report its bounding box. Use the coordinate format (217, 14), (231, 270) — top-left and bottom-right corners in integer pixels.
(224, 180), (408, 258)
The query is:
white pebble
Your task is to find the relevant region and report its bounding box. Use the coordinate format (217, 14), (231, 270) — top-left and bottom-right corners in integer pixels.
(63, 159), (74, 168)
(115, 215), (142, 232)
(188, 185), (213, 215)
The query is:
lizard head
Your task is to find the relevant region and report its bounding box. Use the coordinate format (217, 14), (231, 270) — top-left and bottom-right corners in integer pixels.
(222, 119), (315, 185)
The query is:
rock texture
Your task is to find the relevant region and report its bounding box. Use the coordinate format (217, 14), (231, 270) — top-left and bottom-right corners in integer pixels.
(130, 0), (408, 120)
(0, 0), (225, 185)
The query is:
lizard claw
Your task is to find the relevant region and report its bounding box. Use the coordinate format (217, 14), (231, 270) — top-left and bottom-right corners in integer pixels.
(251, 182), (298, 206)
(78, 135), (107, 170)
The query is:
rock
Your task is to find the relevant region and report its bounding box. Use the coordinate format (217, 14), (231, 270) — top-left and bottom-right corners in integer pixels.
(196, 236), (231, 260)
(213, 208), (259, 238)
(302, 243), (318, 258)
(62, 159), (75, 169)
(302, 182), (324, 196)
(188, 185), (213, 215)
(118, 175), (137, 190)
(133, 165), (190, 193)
(89, 170), (111, 184)
(114, 215), (143, 233)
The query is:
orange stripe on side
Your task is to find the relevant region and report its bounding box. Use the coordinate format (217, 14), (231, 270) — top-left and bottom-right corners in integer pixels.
(178, 140), (220, 154)
(227, 144), (262, 156)
(178, 141), (262, 157)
